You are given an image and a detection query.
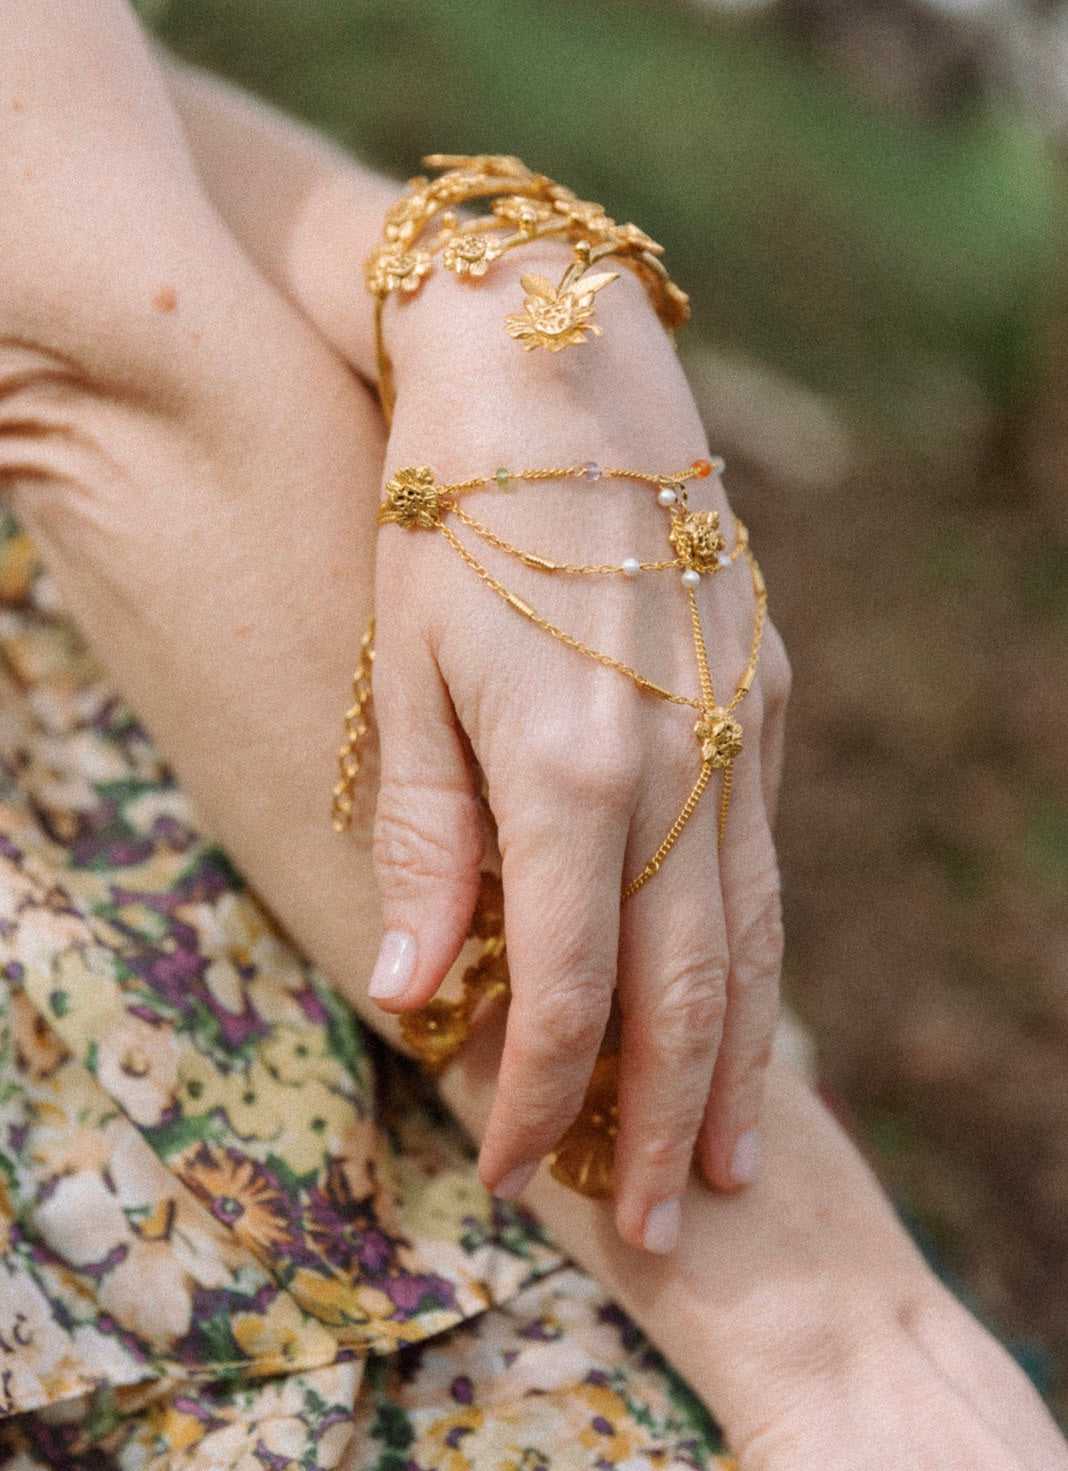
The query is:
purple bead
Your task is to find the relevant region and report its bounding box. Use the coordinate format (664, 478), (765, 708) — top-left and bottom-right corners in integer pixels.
(581, 460), (601, 483)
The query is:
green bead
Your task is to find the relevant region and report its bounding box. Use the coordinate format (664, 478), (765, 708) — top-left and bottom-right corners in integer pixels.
(494, 467), (512, 487)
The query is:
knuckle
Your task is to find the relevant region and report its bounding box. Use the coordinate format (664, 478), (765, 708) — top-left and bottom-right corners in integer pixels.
(634, 1117), (704, 1176)
(655, 965), (728, 1058)
(528, 717), (642, 812)
(528, 977), (612, 1059)
(372, 786), (480, 890)
(731, 891), (785, 985)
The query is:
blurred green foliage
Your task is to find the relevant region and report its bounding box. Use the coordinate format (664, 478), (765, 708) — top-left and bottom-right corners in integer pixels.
(145, 0), (1066, 447)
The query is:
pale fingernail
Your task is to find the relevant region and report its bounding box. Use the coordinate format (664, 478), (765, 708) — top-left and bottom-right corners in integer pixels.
(731, 1129), (760, 1185)
(368, 930), (416, 1000)
(642, 1197), (681, 1254)
(495, 1161), (539, 1199)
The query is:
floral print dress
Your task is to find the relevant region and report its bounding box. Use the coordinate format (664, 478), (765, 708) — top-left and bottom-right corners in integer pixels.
(0, 509), (732, 1470)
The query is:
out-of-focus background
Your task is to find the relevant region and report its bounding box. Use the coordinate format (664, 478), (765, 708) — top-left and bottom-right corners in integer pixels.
(141, 0), (1068, 1424)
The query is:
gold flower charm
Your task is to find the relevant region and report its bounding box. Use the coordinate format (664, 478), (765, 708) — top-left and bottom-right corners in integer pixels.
(442, 234), (498, 277)
(504, 271), (618, 352)
(669, 509), (726, 572)
(694, 707), (744, 769)
(549, 1050), (620, 1199)
(365, 244), (433, 295)
(378, 466), (443, 529)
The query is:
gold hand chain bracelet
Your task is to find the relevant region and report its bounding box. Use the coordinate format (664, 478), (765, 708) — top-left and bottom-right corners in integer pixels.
(331, 454), (766, 1196)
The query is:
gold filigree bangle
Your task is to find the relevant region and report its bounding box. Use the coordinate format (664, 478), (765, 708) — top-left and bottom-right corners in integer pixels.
(366, 153), (691, 424)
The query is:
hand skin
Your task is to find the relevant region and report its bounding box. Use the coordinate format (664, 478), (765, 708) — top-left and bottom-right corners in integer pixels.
(167, 60), (792, 1252)
(0, 7), (1065, 1464)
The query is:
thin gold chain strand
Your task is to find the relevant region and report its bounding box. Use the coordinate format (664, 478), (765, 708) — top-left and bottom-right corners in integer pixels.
(718, 761), (733, 847)
(725, 549), (767, 714)
(437, 522), (700, 709)
(687, 585), (717, 710)
(450, 505), (679, 576)
(622, 761), (714, 900)
(331, 619), (376, 832)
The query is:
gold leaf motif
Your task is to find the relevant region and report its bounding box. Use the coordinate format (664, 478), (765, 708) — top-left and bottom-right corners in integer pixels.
(399, 998), (474, 1074)
(491, 195), (555, 230)
(552, 196), (615, 233)
(613, 221), (664, 255)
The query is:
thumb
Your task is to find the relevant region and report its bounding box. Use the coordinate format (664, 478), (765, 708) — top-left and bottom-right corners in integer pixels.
(367, 616), (483, 1012)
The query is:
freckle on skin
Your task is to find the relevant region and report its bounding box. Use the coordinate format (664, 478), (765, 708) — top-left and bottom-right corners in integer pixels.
(12, 100), (24, 113)
(152, 286), (178, 314)
(190, 330), (203, 344)
(234, 625), (251, 638)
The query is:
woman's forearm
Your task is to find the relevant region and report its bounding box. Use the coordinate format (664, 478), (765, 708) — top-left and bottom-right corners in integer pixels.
(164, 58), (396, 382)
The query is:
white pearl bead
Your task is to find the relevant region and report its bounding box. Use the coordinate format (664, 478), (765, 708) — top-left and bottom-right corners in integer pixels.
(621, 558), (641, 578)
(717, 553), (732, 570)
(657, 488), (676, 506)
(681, 569), (701, 588)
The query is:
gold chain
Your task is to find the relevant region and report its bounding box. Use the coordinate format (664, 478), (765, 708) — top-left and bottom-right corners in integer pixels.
(334, 458), (767, 901)
(330, 620), (376, 832)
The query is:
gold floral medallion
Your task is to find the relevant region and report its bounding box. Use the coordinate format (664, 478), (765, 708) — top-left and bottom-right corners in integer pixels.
(694, 707), (744, 769)
(669, 510), (726, 572)
(378, 466), (444, 529)
(504, 272), (618, 352)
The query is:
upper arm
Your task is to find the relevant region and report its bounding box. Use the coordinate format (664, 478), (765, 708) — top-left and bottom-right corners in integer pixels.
(0, 0), (327, 496)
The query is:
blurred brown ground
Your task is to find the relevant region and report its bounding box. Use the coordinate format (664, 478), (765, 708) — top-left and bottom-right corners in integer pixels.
(690, 299), (1068, 1415)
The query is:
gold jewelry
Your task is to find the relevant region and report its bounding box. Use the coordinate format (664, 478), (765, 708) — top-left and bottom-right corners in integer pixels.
(369, 456), (765, 895)
(332, 456), (767, 1199)
(366, 154), (691, 423)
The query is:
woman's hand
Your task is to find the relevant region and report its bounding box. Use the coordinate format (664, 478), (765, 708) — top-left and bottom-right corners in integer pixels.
(2, 18), (1064, 1458)
(166, 63), (791, 1249)
(368, 252), (791, 1249)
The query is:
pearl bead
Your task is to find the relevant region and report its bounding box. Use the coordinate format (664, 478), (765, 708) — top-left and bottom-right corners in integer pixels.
(717, 553), (732, 570)
(681, 569), (701, 588)
(621, 558), (641, 578)
(657, 488), (677, 506)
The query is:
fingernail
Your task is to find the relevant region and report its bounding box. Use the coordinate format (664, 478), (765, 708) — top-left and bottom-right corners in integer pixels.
(731, 1129), (760, 1185)
(642, 1197), (681, 1254)
(368, 930), (416, 1000)
(495, 1161), (539, 1199)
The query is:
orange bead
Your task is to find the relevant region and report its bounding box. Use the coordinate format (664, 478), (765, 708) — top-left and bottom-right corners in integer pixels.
(692, 457), (713, 478)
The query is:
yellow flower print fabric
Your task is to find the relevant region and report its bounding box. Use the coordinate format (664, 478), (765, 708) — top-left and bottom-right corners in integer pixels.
(0, 509), (730, 1469)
